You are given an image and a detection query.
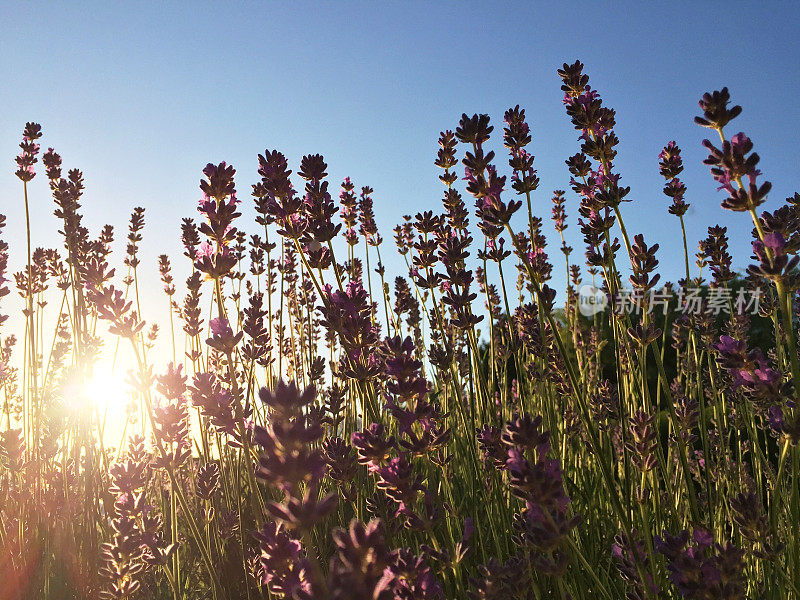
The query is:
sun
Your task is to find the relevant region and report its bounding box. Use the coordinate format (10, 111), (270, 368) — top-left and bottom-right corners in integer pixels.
(83, 368), (135, 444)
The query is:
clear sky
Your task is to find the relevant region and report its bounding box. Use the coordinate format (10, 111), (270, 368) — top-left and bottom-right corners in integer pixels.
(1, 1), (799, 316)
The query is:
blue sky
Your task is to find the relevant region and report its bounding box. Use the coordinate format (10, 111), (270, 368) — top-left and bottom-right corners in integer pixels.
(1, 1), (798, 317)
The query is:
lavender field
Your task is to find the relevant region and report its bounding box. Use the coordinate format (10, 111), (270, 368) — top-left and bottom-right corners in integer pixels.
(1, 5), (799, 598)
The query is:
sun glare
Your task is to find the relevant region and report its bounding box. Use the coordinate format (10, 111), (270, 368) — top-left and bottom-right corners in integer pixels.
(84, 369), (134, 442)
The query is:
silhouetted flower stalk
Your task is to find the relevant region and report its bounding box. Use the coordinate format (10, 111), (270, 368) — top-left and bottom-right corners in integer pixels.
(454, 112), (513, 418)
(158, 254), (177, 362)
(16, 123), (42, 491)
(659, 141), (691, 281)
